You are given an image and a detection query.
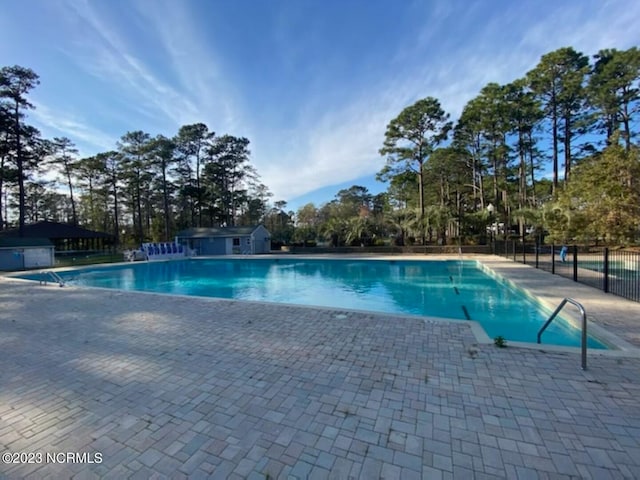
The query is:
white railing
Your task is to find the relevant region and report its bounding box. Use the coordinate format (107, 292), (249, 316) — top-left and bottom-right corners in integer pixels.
(39, 271), (65, 287)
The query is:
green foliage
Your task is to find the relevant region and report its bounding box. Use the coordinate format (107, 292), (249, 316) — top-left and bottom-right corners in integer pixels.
(264, 201), (294, 244)
(494, 336), (507, 348)
(203, 135), (253, 227)
(303, 185), (391, 247)
(2, 44), (640, 250)
(454, 82), (519, 235)
(0, 65), (41, 233)
(344, 216), (373, 246)
(173, 123), (214, 227)
(527, 47), (590, 191)
(547, 141), (640, 244)
(0, 67), (273, 242)
(379, 97), (452, 243)
(296, 203), (319, 227)
(47, 137), (79, 225)
(589, 47), (640, 149)
(293, 203), (319, 243)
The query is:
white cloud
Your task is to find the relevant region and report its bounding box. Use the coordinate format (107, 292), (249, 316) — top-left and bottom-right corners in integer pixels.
(30, 102), (117, 154)
(130, 0), (245, 135)
(518, 1), (640, 55)
(257, 82), (415, 199)
(266, 0), (640, 201)
(59, 0), (202, 129)
(31, 0), (640, 206)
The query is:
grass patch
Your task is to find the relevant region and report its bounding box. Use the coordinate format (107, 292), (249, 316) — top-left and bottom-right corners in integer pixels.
(55, 253), (123, 267)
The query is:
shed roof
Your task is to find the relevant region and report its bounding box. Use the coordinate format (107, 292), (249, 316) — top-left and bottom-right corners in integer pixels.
(176, 225), (266, 238)
(0, 221), (113, 239)
(0, 237), (53, 248)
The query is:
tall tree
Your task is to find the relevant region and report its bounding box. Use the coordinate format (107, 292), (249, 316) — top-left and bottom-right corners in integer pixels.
(265, 200), (294, 245)
(76, 154), (106, 230)
(118, 131), (151, 243)
(589, 47), (640, 150)
(527, 47), (589, 189)
(23, 179), (50, 223)
(204, 135), (252, 226)
(296, 203), (318, 228)
(456, 84), (514, 235)
(239, 182), (271, 226)
(0, 65), (40, 235)
(335, 185), (372, 217)
(424, 147), (472, 242)
(477, 83), (512, 219)
(379, 97), (452, 244)
(454, 97), (487, 211)
(96, 151), (123, 244)
(148, 135), (176, 240)
(0, 101), (14, 229)
(294, 203), (320, 243)
(504, 78), (543, 210)
(48, 137), (79, 225)
(174, 123), (214, 227)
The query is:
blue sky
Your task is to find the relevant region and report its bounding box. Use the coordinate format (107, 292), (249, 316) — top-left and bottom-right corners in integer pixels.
(1, 0), (639, 212)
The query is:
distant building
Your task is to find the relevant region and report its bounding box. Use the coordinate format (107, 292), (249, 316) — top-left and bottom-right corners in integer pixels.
(0, 237), (54, 270)
(0, 221), (114, 251)
(175, 225), (271, 255)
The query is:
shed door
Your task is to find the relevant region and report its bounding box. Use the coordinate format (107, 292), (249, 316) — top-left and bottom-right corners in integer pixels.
(23, 248), (52, 268)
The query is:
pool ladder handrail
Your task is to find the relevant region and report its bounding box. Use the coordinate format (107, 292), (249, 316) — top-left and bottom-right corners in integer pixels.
(537, 298), (587, 370)
(39, 271), (65, 287)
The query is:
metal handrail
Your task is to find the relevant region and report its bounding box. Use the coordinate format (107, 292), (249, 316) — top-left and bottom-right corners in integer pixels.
(537, 298), (587, 370)
(39, 271), (65, 287)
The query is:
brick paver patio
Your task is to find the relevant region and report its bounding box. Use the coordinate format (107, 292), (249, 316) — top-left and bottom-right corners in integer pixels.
(2, 257), (640, 479)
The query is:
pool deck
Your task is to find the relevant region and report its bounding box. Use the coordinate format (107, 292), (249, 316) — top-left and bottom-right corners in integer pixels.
(1, 254), (640, 479)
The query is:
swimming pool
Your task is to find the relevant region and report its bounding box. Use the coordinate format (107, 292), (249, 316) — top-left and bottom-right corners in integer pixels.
(24, 258), (606, 348)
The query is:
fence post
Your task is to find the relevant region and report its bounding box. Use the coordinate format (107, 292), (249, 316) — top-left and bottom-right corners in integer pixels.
(512, 240), (516, 261)
(535, 238), (539, 268)
(603, 247), (609, 293)
(552, 244), (555, 274)
(522, 240), (526, 264)
(573, 245), (578, 282)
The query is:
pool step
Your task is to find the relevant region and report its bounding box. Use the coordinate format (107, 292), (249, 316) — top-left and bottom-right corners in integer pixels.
(39, 271), (65, 287)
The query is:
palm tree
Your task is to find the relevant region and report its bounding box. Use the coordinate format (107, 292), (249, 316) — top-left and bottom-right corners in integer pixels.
(322, 217), (346, 247)
(344, 216), (370, 246)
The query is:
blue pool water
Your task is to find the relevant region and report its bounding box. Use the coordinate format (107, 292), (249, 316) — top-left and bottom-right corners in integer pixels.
(24, 259), (606, 348)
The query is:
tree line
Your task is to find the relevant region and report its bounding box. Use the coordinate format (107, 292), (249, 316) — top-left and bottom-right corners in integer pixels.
(291, 46), (640, 247)
(2, 44), (639, 250)
(0, 66), (285, 246)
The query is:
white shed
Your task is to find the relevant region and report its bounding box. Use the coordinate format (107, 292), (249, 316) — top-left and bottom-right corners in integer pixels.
(0, 237), (55, 271)
(175, 225), (271, 255)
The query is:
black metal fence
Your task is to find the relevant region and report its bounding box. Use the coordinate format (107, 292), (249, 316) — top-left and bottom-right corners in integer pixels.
(493, 240), (640, 303)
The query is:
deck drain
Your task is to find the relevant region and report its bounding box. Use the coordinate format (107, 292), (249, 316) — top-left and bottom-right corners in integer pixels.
(334, 314), (348, 320)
